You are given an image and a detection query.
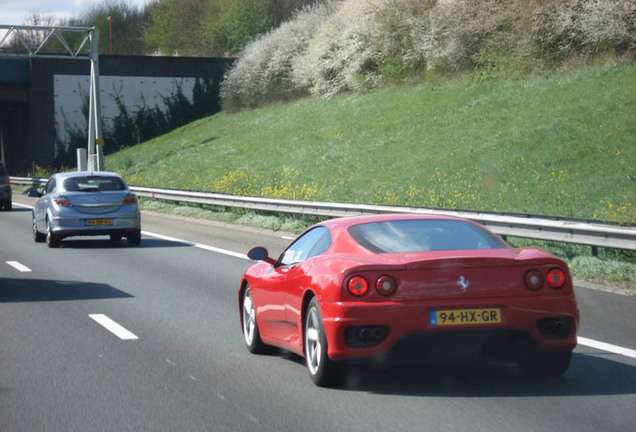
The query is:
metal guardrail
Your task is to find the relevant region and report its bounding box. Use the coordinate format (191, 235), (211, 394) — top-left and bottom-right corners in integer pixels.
(11, 176), (636, 251)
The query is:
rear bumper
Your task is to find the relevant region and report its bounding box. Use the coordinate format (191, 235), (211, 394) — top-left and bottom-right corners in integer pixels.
(53, 227), (140, 238)
(320, 294), (579, 362)
(49, 211), (140, 237)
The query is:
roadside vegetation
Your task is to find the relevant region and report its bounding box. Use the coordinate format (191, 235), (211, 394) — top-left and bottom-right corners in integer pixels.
(9, 0), (635, 286)
(103, 61), (636, 287)
(108, 62), (635, 224)
(3, 0), (321, 57)
(221, 0), (636, 110)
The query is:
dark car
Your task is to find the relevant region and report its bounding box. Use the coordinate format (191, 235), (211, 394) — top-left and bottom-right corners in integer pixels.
(0, 161), (11, 211)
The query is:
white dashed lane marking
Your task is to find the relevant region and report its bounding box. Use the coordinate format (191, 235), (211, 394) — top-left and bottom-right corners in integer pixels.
(6, 261), (32, 272)
(89, 314), (139, 340)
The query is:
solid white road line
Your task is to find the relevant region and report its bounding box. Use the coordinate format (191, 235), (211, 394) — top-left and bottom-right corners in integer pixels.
(89, 314), (139, 340)
(6, 261), (32, 272)
(144, 231), (636, 360)
(578, 337), (636, 359)
(11, 202), (32, 209)
(141, 230), (249, 260)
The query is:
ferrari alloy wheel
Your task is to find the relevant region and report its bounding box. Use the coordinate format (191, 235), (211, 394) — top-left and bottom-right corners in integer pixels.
(46, 219), (60, 248)
(33, 216), (45, 243)
(518, 348), (572, 378)
(305, 297), (338, 387)
(242, 287), (267, 354)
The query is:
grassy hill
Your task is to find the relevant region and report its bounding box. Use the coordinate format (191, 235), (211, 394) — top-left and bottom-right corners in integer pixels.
(107, 62), (635, 225)
(103, 61), (636, 285)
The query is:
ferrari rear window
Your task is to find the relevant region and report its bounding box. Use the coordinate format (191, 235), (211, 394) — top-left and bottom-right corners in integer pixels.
(348, 219), (507, 254)
(64, 176), (126, 192)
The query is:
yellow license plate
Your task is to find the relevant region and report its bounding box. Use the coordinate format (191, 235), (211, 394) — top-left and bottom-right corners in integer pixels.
(85, 218), (113, 226)
(430, 308), (502, 326)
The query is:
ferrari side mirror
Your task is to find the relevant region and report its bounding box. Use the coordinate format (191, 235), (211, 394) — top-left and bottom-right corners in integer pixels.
(247, 247), (276, 265)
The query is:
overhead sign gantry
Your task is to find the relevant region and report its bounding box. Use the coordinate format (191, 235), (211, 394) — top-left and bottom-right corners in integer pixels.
(0, 24), (104, 171)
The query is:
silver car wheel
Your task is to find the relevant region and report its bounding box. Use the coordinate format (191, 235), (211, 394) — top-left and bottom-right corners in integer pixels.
(243, 289), (256, 346)
(305, 305), (322, 376)
(33, 215), (45, 243)
(304, 298), (338, 386)
(46, 219), (60, 248)
(241, 287), (267, 354)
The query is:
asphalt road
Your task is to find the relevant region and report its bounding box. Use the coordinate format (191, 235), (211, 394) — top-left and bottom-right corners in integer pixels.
(1, 195), (634, 432)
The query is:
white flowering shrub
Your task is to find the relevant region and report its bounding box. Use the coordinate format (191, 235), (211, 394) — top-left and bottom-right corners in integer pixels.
(222, 0), (635, 106)
(531, 0), (635, 60)
(220, 1), (338, 111)
(372, 0), (437, 76)
(292, 0), (393, 98)
(425, 0), (502, 70)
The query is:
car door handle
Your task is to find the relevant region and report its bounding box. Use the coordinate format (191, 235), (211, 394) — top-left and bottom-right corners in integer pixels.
(277, 265), (297, 274)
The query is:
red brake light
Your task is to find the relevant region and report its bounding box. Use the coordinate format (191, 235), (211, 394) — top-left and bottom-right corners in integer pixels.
(347, 276), (369, 297)
(4, 176), (9, 186)
(123, 194), (137, 205)
(54, 196), (72, 207)
(546, 268), (566, 289)
(524, 269), (544, 291)
(375, 275), (397, 296)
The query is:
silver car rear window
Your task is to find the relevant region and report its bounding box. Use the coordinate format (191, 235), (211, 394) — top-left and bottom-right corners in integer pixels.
(348, 219), (507, 254)
(63, 176), (126, 192)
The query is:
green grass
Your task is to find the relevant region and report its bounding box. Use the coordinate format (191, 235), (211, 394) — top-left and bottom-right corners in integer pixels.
(103, 62), (635, 287)
(108, 62), (635, 223)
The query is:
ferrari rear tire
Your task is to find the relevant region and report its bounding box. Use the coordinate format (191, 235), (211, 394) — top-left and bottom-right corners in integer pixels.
(518, 348), (572, 378)
(242, 287), (268, 354)
(46, 219), (61, 248)
(305, 297), (339, 387)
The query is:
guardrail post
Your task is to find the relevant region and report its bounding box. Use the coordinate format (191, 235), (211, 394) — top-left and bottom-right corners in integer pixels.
(77, 148), (87, 171)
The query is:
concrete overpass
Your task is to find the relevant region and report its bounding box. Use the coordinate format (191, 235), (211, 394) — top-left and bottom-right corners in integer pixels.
(0, 55), (233, 174)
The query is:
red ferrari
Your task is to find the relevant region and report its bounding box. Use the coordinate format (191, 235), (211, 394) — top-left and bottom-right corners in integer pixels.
(239, 214), (579, 386)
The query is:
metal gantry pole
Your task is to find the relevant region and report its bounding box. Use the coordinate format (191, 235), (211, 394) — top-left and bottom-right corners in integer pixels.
(0, 24), (103, 172)
(87, 28), (103, 171)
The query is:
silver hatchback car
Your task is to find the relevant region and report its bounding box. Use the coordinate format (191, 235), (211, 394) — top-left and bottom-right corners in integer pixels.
(32, 171), (141, 247)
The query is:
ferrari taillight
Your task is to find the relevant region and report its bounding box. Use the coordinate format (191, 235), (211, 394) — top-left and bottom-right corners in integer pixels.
(524, 269), (544, 291)
(54, 196), (72, 207)
(546, 268), (566, 289)
(347, 276), (369, 297)
(375, 275), (397, 296)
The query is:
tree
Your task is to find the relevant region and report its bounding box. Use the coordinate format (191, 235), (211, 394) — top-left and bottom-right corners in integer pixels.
(66, 0), (152, 55)
(143, 0), (209, 56)
(204, 0), (274, 56)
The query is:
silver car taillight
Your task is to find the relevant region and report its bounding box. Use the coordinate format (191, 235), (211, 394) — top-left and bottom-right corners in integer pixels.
(54, 196), (72, 207)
